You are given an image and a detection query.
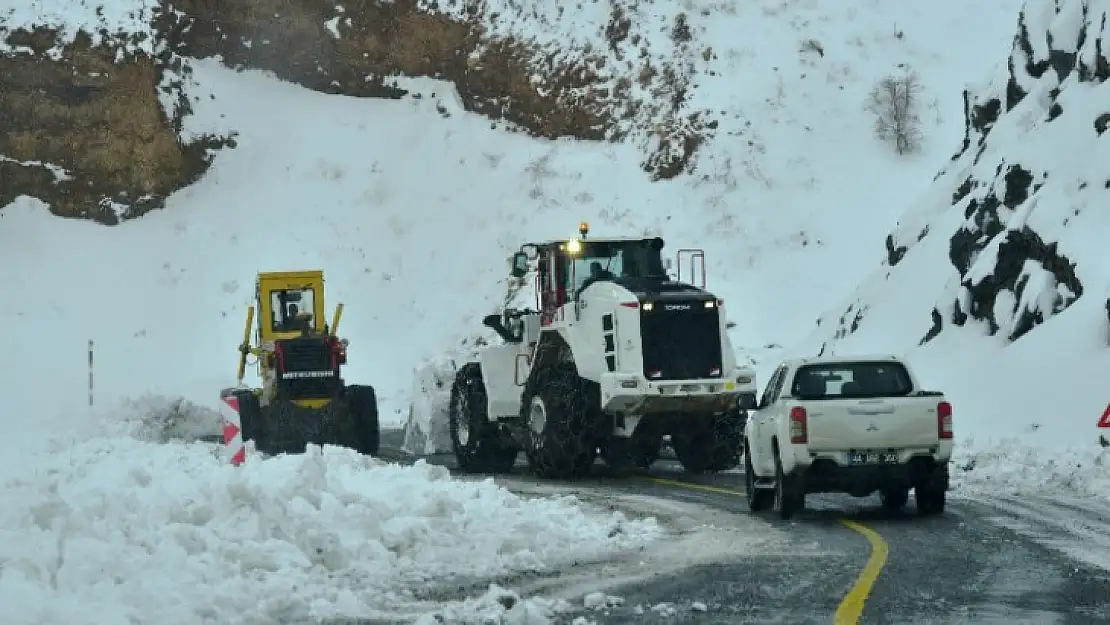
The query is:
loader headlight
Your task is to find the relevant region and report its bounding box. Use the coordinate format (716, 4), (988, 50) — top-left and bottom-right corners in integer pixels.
(736, 376), (752, 384)
(704, 300), (715, 308)
(642, 302), (654, 311)
(565, 238), (582, 254)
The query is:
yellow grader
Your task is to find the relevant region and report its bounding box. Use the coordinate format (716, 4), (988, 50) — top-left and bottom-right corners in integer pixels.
(222, 270), (379, 456)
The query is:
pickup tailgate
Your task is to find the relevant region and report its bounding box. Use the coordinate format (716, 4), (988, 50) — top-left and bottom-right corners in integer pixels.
(805, 395), (941, 450)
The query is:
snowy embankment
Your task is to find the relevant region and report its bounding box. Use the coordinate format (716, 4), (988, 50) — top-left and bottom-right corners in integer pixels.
(797, 0), (1110, 494)
(0, 399), (660, 625)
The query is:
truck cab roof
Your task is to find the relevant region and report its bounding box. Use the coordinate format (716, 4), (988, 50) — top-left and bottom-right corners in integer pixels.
(778, 354), (905, 369)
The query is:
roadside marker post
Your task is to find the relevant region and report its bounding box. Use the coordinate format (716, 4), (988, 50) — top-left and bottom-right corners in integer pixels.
(219, 388), (247, 466)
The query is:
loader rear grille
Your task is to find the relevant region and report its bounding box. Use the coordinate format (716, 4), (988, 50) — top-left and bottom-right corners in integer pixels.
(640, 301), (722, 381)
(274, 337), (340, 400)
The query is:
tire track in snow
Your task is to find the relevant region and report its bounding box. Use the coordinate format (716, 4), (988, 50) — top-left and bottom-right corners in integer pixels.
(958, 492), (1110, 571)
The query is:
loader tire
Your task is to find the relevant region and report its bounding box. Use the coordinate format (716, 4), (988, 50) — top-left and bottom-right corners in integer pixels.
(521, 364), (597, 480)
(600, 431), (661, 472)
(671, 408), (744, 474)
(346, 384), (381, 456)
(449, 363), (519, 473)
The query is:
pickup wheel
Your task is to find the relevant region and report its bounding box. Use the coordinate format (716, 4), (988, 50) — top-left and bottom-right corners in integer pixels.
(915, 485), (946, 515)
(745, 444), (773, 512)
(880, 487), (909, 512)
(773, 446), (803, 520)
(449, 363), (519, 474)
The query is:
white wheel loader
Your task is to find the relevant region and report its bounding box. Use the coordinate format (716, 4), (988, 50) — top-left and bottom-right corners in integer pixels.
(449, 222), (758, 479)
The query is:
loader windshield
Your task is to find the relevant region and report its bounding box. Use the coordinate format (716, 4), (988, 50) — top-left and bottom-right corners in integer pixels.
(566, 238), (665, 295)
(270, 288), (317, 332)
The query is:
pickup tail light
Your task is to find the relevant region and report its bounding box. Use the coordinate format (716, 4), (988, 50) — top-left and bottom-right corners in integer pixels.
(937, 401), (953, 439)
(789, 406), (808, 444)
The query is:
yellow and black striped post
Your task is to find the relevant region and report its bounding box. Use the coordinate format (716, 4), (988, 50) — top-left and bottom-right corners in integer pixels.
(87, 339), (94, 408)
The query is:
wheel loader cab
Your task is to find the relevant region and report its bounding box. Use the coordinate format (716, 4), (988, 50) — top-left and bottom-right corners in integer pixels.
(515, 237), (667, 325)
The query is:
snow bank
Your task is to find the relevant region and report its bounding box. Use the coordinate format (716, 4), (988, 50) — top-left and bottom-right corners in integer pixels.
(0, 425), (660, 624)
(953, 439), (1110, 498)
(403, 357), (459, 455)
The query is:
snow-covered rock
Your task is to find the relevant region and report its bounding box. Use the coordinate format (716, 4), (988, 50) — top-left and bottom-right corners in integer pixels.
(805, 0), (1110, 449)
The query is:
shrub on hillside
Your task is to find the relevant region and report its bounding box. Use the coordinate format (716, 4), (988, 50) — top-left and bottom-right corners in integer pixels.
(866, 67), (923, 154)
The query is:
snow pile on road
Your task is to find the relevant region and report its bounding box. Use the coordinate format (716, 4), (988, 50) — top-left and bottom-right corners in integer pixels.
(802, 0), (1110, 449)
(415, 584), (575, 625)
(0, 421), (661, 625)
(953, 439), (1110, 498)
(403, 358), (457, 456)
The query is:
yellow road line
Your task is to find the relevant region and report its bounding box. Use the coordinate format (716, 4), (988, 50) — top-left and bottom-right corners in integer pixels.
(646, 476), (746, 497)
(645, 476), (890, 625)
(834, 520), (889, 625)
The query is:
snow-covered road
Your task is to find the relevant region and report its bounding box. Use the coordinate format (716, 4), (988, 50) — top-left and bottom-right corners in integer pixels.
(381, 429), (1110, 625)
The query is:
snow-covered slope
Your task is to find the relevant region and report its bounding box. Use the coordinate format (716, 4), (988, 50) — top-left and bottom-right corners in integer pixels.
(804, 0), (1110, 454)
(0, 0), (1023, 430)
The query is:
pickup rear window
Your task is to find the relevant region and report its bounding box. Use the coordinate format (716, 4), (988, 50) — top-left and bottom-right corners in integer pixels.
(790, 361), (913, 399)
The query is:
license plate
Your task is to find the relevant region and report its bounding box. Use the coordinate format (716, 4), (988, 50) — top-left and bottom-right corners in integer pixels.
(847, 450), (900, 465)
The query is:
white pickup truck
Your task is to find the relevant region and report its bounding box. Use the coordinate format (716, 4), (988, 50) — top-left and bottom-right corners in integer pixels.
(743, 355), (952, 520)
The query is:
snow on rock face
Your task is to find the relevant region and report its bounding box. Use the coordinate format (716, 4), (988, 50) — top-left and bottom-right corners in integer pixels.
(821, 0), (1110, 351)
(0, 4), (233, 224)
(802, 0), (1110, 449)
(0, 433), (660, 625)
(148, 0), (711, 178)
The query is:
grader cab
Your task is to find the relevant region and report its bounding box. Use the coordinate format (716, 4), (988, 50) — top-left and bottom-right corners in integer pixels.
(223, 270), (380, 456)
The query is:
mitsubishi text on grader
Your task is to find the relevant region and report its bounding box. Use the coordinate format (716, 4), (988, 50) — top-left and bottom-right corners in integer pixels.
(448, 223), (758, 479)
(222, 270), (380, 456)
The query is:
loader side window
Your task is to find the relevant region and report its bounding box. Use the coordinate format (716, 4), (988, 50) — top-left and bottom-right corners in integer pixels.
(270, 288), (316, 332)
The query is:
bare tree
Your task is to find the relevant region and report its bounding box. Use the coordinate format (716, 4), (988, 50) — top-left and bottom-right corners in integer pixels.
(866, 67), (923, 154)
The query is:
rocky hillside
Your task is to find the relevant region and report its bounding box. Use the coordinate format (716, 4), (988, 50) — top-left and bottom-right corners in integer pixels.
(815, 0), (1109, 353)
(0, 0), (712, 224)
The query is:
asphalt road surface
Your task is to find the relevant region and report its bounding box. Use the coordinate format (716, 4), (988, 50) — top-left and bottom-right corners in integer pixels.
(377, 429), (1110, 625)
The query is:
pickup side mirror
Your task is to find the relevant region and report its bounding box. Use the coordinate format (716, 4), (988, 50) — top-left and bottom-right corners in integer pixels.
(510, 251), (528, 278)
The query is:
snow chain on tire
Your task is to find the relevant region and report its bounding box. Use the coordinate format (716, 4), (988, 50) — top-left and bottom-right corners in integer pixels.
(521, 364), (598, 479)
(671, 408), (744, 473)
(449, 363), (519, 473)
